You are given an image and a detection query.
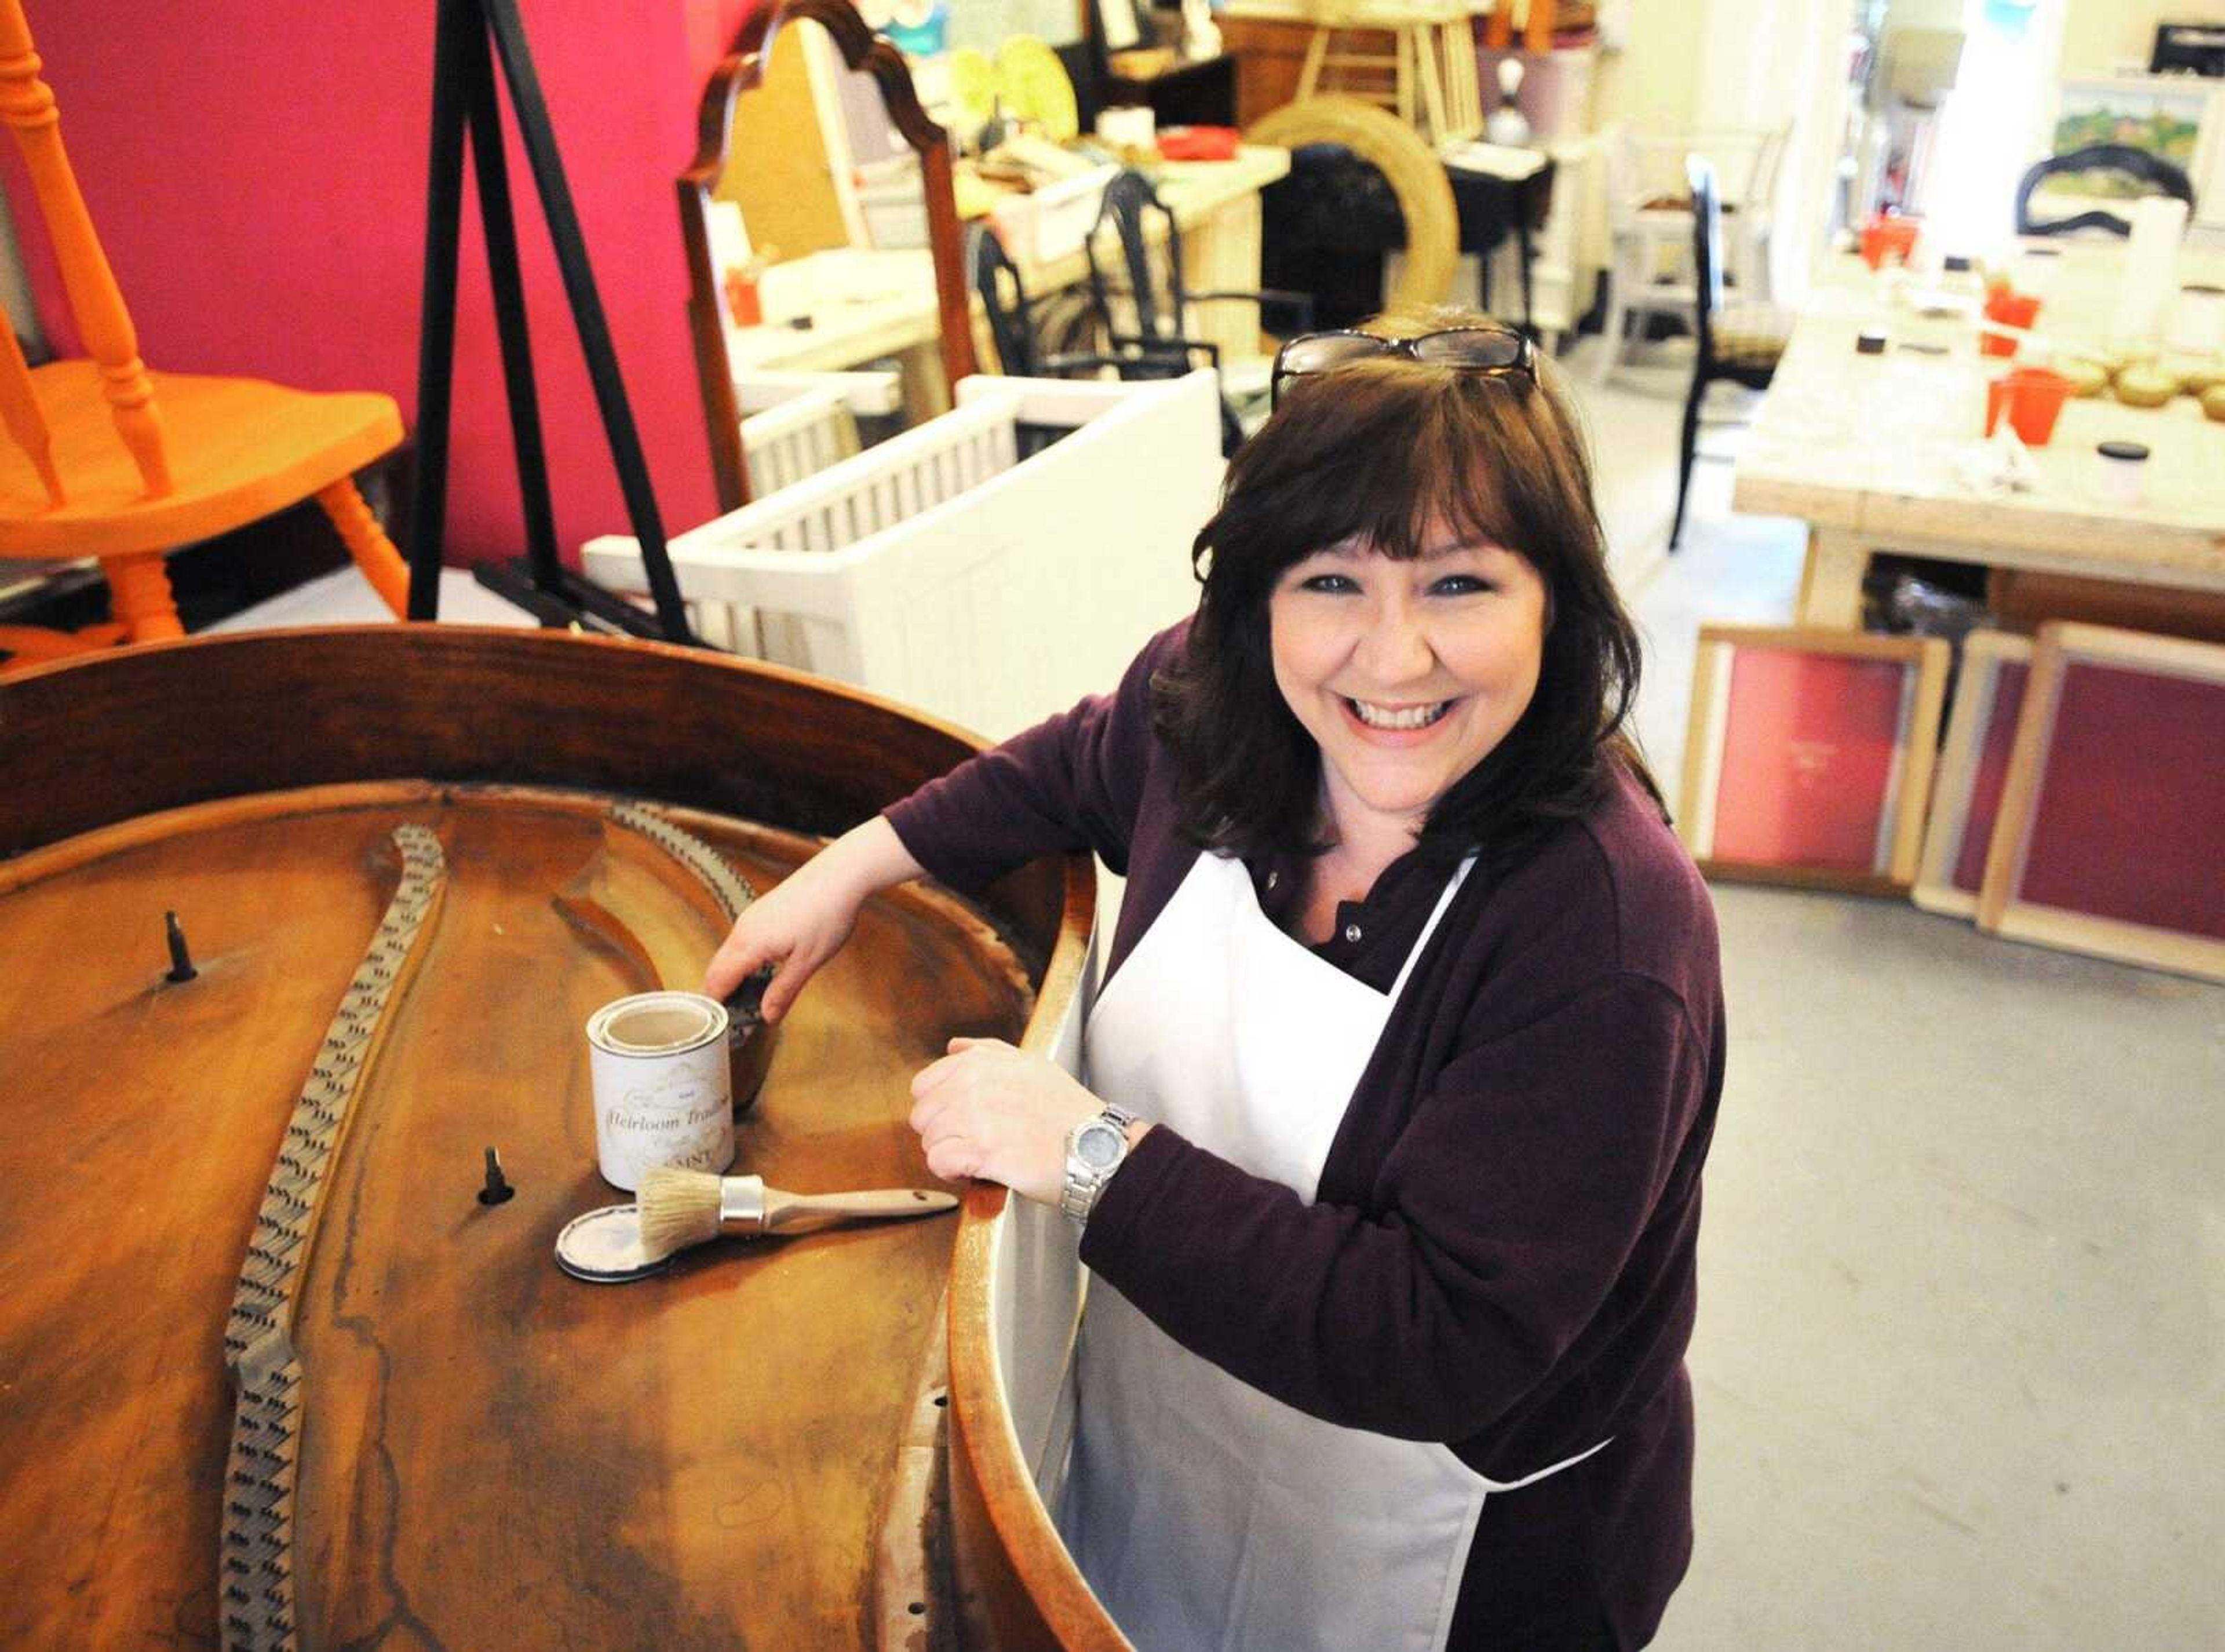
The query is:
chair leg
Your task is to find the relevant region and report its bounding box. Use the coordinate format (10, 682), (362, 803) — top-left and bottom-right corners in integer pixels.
(1436, 20), (1476, 138)
(103, 551), (185, 641)
(1297, 26), (1330, 103)
(1411, 25), (1449, 143)
(317, 477), (411, 619)
(1593, 271), (1629, 385)
(1670, 375), (1705, 551)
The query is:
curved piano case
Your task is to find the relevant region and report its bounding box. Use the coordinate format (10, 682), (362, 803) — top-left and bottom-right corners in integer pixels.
(0, 628), (1125, 1649)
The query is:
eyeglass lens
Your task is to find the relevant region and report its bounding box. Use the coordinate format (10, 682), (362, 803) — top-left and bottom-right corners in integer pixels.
(1281, 334), (1399, 375)
(1412, 329), (1527, 368)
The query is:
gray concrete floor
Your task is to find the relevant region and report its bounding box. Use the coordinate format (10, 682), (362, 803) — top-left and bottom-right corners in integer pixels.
(1576, 341), (2225, 1650)
(226, 353), (2223, 1647)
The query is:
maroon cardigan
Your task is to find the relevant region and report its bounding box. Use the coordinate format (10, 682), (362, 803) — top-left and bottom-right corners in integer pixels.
(887, 625), (1725, 1648)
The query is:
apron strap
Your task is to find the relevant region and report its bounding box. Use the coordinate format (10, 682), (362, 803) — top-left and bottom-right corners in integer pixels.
(1477, 1434), (1613, 1494)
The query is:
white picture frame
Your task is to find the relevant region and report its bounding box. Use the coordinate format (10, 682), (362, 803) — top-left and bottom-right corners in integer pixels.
(2049, 73), (2225, 228)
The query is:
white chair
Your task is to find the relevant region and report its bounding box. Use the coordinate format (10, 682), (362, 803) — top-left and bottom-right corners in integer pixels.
(1594, 127), (1699, 383)
(583, 371), (1220, 742)
(1723, 122), (1788, 304)
(1592, 123), (1790, 384)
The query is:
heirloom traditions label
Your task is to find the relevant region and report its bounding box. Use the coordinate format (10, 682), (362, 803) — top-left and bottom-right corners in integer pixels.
(586, 991), (737, 1190)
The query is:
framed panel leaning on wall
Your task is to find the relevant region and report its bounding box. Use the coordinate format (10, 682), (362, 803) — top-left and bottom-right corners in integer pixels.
(1677, 625), (1950, 894)
(1976, 622), (2225, 984)
(1913, 630), (2034, 920)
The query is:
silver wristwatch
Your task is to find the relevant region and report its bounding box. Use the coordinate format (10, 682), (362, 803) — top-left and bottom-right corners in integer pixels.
(1060, 1102), (1139, 1225)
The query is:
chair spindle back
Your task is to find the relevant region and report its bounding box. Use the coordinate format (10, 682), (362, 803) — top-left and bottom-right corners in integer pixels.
(0, 0), (172, 499)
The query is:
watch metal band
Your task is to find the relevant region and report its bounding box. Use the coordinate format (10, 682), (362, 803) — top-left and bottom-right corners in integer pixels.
(1060, 1103), (1139, 1224)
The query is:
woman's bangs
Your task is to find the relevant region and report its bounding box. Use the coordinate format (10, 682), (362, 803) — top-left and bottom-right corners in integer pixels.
(1383, 391), (1545, 564)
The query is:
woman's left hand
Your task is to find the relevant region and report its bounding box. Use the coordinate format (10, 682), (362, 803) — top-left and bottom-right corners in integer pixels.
(909, 1037), (1106, 1205)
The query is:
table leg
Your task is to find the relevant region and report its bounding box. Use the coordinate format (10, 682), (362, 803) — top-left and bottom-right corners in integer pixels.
(1183, 193), (1267, 362)
(1797, 527), (1868, 628)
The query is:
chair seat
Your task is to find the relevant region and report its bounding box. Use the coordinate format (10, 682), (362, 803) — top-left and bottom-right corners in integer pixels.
(1713, 301), (1792, 371)
(0, 360), (402, 560)
(1308, 0), (1469, 23)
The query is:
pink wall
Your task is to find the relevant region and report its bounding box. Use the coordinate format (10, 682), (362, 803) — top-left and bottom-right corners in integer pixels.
(688, 0), (767, 86)
(3, 1), (761, 570)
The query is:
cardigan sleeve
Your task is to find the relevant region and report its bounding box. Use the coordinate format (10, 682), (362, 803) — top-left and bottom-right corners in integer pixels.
(1077, 969), (1712, 1443)
(882, 622), (1185, 891)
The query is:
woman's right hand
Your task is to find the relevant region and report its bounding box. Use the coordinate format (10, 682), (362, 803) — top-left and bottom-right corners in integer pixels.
(702, 816), (926, 1023)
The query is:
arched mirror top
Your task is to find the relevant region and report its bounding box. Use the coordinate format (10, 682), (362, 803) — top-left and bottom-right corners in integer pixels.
(695, 0), (948, 166)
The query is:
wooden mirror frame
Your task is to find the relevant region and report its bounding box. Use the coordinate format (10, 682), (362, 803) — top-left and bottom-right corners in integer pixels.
(680, 0), (977, 512)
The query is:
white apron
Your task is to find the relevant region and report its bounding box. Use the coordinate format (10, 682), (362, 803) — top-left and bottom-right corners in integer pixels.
(1061, 851), (1606, 1652)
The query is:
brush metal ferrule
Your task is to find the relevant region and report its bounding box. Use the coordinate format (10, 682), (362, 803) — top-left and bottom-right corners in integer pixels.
(717, 1174), (767, 1231)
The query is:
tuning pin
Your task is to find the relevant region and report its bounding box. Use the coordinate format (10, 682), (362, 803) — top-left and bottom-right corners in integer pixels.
(164, 911), (198, 983)
(477, 1147), (515, 1207)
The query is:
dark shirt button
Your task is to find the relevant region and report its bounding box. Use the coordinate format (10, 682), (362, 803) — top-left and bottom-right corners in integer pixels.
(1266, 870), (1279, 891)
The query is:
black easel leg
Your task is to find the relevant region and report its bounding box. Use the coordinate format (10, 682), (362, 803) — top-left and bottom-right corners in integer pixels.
(459, 12), (562, 593)
(480, 0), (694, 643)
(407, 0), (476, 620)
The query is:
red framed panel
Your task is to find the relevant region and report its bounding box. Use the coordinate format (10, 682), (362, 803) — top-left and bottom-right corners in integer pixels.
(1914, 631), (2033, 918)
(1677, 626), (1951, 892)
(1978, 622), (2225, 982)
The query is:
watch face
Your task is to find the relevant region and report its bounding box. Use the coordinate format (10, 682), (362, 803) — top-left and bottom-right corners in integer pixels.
(1075, 1122), (1124, 1169)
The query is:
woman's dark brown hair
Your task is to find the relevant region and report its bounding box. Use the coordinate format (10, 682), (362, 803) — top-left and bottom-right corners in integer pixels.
(1151, 311), (1659, 864)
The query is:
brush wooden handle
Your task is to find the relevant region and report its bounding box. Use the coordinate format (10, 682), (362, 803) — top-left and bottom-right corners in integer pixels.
(761, 1186), (958, 1230)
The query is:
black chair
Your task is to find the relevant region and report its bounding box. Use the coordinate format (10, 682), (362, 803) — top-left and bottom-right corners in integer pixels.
(1671, 154), (1790, 552)
(1085, 169), (1314, 454)
(2014, 143), (2195, 238)
(969, 223), (1118, 380)
(969, 224), (1145, 456)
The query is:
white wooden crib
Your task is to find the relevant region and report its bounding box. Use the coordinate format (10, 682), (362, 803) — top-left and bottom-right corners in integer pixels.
(584, 370), (1221, 741)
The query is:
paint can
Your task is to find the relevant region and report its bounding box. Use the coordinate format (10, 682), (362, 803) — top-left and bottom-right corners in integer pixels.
(585, 990), (736, 1191)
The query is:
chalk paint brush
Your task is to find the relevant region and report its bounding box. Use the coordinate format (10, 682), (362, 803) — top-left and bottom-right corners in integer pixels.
(636, 1169), (957, 1263)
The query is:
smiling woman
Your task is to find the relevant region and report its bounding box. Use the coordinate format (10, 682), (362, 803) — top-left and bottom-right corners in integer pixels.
(1154, 314), (1653, 881)
(706, 308), (1727, 1650)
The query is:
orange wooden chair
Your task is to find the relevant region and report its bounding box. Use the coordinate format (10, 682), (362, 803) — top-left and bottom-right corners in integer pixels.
(0, 0), (409, 669)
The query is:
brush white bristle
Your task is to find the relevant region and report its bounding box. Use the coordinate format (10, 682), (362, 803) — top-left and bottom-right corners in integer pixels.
(636, 1166), (725, 1262)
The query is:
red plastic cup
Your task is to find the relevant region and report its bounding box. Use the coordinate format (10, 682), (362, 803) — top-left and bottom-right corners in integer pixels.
(1860, 216), (1921, 271)
(1985, 367), (2071, 446)
(724, 268), (763, 327)
(1982, 290), (2041, 358)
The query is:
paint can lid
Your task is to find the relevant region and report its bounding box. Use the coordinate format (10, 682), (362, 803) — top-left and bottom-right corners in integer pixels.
(2096, 440), (2151, 462)
(555, 1204), (670, 1282)
(586, 990), (728, 1059)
